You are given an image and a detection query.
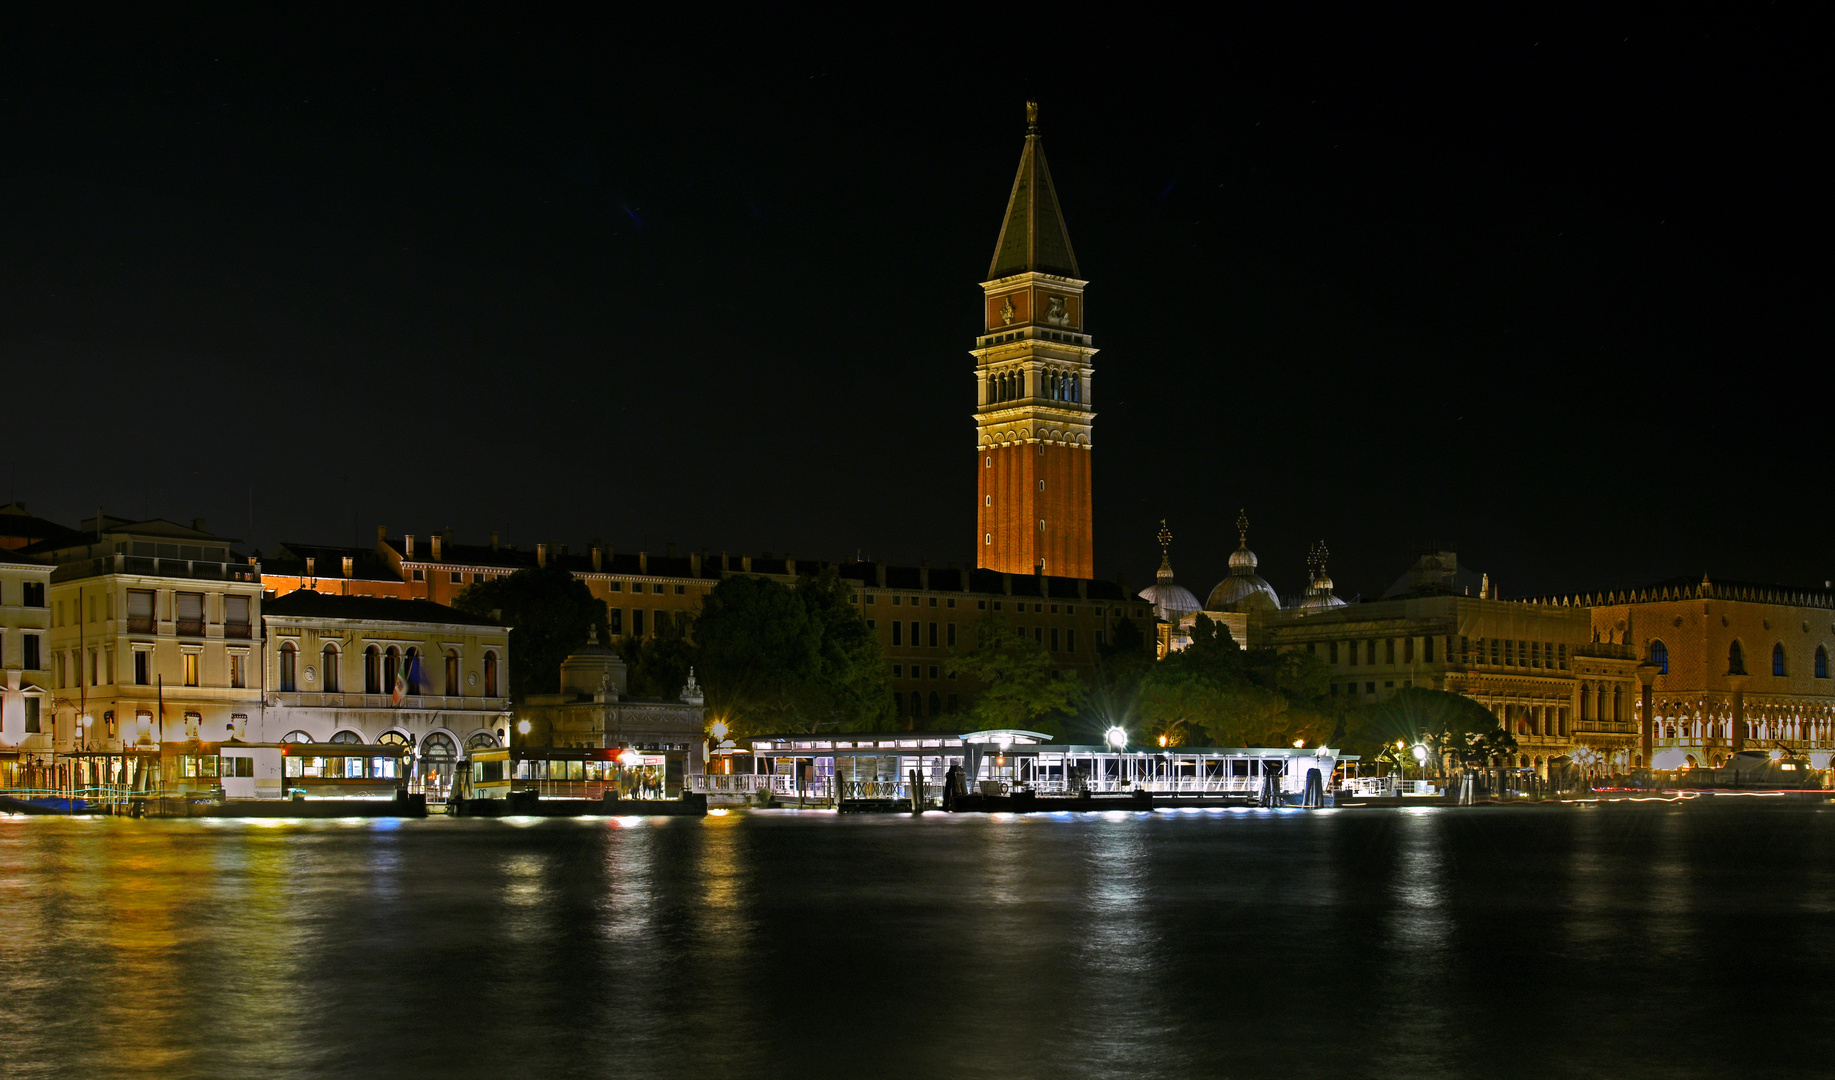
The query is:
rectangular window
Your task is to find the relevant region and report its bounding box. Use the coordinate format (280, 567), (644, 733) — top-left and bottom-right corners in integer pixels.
(928, 622), (938, 647)
(412, 569), (425, 581)
(892, 665), (903, 677)
(929, 666), (938, 679)
(608, 608), (623, 635)
(25, 697), (40, 733)
(134, 650), (150, 685)
(1557, 644), (1567, 670)
(127, 589), (155, 633)
(1051, 628), (1060, 651)
(947, 599), (956, 608)
(1423, 636), (1435, 663)
(867, 620), (876, 630)
(655, 610), (672, 636)
(1034, 627), (1043, 645)
(910, 621), (919, 646)
(183, 652), (199, 687)
(977, 600), (986, 610)
(632, 609), (644, 637)
(608, 581), (623, 592)
(653, 583), (665, 594)
(1366, 681), (1376, 695)
(1095, 630), (1105, 648)
(892, 621), (902, 646)
(175, 592), (204, 637)
(451, 571), (463, 583)
(947, 623), (957, 647)
(892, 596), (901, 605)
(224, 595), (251, 638)
(1403, 638), (1414, 664)
(229, 653), (245, 689)
(22, 581), (44, 607)
(1386, 639), (1397, 665)
(1066, 629), (1075, 652)
(1329, 641), (1340, 664)
(676, 584), (687, 595)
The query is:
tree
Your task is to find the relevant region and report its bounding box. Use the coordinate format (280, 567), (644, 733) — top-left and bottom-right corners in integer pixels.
(1131, 614), (1337, 748)
(1340, 687), (1501, 776)
(452, 563), (607, 701)
(947, 614), (1082, 735)
(619, 630), (697, 701)
(692, 570), (892, 734)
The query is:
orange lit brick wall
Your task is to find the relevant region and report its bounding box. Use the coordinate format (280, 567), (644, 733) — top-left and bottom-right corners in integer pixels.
(977, 442), (1091, 578)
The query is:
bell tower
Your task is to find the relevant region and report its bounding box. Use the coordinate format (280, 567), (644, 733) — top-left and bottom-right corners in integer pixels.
(974, 102), (1096, 579)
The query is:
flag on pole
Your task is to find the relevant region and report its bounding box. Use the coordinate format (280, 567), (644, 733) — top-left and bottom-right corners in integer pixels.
(392, 654), (408, 706)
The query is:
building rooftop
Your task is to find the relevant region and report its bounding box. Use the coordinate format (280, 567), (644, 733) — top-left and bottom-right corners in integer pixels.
(262, 590), (508, 628)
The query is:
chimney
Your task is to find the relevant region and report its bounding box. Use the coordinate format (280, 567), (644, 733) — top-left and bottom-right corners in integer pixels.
(741, 556), (751, 573)
(430, 534), (443, 561)
(666, 542), (677, 558)
(591, 546), (603, 572)
(560, 543), (569, 558)
(342, 556), (354, 577)
(191, 518), (207, 533)
(404, 534), (416, 558)
(1077, 579), (1088, 600)
(639, 551), (648, 574)
(305, 556), (316, 577)
(1003, 573), (1013, 596)
(786, 554), (796, 576)
(690, 552), (701, 576)
(919, 565), (930, 590)
(490, 531), (500, 551)
(537, 543), (549, 567)
(875, 563), (886, 588)
(377, 525), (388, 544)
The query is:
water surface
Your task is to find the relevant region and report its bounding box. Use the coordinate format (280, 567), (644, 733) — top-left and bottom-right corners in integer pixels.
(3, 800), (1832, 1079)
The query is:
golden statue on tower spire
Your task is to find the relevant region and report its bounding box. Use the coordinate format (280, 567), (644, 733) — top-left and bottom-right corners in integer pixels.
(1026, 100), (1039, 133)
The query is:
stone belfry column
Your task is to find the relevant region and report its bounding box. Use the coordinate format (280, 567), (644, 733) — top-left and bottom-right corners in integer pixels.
(973, 101), (1097, 579)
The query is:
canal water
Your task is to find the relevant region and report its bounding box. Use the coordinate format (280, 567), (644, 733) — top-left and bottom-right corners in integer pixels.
(3, 800), (1834, 1079)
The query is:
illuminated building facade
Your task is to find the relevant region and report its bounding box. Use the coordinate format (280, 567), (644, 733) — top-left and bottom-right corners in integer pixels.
(259, 590), (512, 796)
(27, 516), (266, 755)
(0, 543), (53, 783)
(973, 102), (1096, 579)
(514, 630), (706, 779)
(1560, 576), (1835, 769)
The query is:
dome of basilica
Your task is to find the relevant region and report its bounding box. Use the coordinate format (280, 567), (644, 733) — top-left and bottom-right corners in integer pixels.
(1138, 521), (1203, 622)
(1206, 511), (1281, 613)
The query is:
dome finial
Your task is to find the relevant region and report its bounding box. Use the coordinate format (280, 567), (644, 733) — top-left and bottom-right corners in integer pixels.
(1026, 100), (1039, 135)
(1156, 519), (1175, 582)
(1236, 509), (1250, 549)
(1308, 540), (1329, 578)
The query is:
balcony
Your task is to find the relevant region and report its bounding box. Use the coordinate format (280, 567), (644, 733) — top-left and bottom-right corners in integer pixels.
(224, 622), (252, 640)
(176, 619), (206, 637)
(127, 616), (154, 633)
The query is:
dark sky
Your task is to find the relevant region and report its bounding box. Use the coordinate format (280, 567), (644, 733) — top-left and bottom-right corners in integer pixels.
(1, 10), (1824, 603)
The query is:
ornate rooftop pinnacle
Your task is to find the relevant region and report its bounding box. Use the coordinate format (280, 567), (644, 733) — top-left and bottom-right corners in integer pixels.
(1307, 540), (1329, 579)
(1156, 519), (1174, 582)
(988, 103), (1079, 280)
(1026, 100), (1039, 135)
(1237, 509), (1250, 549)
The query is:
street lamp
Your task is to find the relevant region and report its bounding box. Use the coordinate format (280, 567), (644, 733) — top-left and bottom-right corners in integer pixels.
(1105, 726), (1127, 751)
(516, 718), (531, 748)
(1412, 743), (1428, 791)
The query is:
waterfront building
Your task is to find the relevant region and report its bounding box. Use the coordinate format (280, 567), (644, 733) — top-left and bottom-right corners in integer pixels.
(973, 102), (1097, 580)
(514, 628), (706, 764)
(258, 590), (512, 796)
(26, 516), (266, 763)
(0, 540), (52, 786)
(1259, 551), (1644, 770)
(1549, 575), (1835, 769)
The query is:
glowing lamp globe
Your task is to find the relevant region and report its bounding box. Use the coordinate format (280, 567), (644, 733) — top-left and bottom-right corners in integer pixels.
(1104, 726), (1127, 751)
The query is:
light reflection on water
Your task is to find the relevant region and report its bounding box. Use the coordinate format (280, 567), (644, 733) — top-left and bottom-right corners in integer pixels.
(4, 803), (1835, 1079)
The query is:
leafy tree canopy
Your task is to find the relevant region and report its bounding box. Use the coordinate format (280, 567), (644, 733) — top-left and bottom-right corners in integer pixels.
(452, 562), (608, 702)
(947, 614), (1082, 736)
(1133, 614), (1335, 748)
(1339, 686), (1501, 761)
(692, 571), (891, 734)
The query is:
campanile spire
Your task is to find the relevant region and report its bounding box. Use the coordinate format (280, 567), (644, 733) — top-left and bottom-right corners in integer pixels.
(973, 102), (1096, 579)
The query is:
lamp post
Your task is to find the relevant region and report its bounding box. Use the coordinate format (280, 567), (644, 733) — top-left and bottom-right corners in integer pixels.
(516, 718), (531, 747)
(1105, 726), (1126, 792)
(1412, 743), (1428, 793)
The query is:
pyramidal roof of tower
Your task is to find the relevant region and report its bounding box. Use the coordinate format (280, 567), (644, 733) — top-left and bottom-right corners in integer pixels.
(987, 107), (1080, 281)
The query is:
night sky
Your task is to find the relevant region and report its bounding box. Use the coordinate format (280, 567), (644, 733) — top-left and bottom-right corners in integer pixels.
(2, 11), (1823, 603)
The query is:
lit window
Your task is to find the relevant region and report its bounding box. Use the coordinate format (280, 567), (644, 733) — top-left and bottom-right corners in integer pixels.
(1648, 640), (1668, 675)
(1816, 646), (1828, 679)
(1773, 643), (1787, 677)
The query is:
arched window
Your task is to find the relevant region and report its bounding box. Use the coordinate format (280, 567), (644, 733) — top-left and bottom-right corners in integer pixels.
(1773, 643), (1787, 677)
(1728, 640), (1745, 676)
(1648, 640), (1668, 676)
(322, 644), (340, 692)
(385, 647), (401, 694)
(377, 731), (412, 747)
(466, 731), (499, 750)
(280, 730), (314, 744)
(365, 645), (382, 694)
(330, 730), (362, 744)
(1817, 646), (1829, 680)
(483, 651), (499, 697)
(280, 642), (298, 692)
(420, 732), (456, 762)
(405, 647), (422, 694)
(445, 649), (460, 695)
